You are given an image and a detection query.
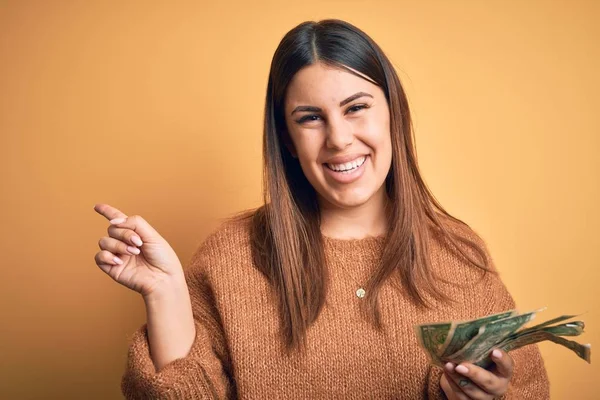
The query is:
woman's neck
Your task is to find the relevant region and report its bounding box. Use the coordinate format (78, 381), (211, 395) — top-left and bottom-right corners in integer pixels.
(318, 186), (390, 240)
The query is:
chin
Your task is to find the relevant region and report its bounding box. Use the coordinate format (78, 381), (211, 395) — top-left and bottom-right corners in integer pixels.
(321, 187), (375, 209)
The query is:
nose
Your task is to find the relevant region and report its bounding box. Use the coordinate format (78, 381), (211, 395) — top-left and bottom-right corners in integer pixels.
(325, 116), (354, 150)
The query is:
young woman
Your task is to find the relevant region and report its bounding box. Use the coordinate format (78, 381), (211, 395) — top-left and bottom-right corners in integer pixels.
(94, 19), (549, 399)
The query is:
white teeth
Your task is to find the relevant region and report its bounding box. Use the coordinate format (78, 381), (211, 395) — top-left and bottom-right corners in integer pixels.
(326, 156), (366, 172)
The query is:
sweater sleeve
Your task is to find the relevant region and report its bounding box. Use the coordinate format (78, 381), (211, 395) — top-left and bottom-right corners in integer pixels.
(120, 240), (235, 400)
(426, 226), (551, 399)
(481, 270), (551, 399)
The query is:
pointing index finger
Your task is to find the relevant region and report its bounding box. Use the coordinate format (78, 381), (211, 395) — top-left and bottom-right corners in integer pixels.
(93, 203), (128, 223)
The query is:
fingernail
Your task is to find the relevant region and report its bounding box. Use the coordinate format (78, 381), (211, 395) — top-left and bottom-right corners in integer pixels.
(110, 217), (126, 224)
(445, 362), (454, 372)
(492, 349), (502, 359)
(455, 365), (469, 374)
(131, 236), (143, 246)
(113, 256), (123, 265)
(127, 246), (140, 255)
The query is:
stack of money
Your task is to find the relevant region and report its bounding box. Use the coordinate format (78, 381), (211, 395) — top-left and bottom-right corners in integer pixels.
(415, 308), (591, 369)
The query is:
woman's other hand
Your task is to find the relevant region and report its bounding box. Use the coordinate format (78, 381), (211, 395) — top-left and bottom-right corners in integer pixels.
(93, 203), (184, 298)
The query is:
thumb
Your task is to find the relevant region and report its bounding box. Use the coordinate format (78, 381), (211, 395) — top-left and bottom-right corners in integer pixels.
(491, 348), (514, 379)
(109, 214), (164, 244)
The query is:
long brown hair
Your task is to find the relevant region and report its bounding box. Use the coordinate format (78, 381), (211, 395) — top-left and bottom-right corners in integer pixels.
(231, 19), (493, 352)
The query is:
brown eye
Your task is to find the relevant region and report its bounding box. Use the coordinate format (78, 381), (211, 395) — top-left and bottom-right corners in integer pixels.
(297, 115), (322, 124)
(347, 104), (368, 114)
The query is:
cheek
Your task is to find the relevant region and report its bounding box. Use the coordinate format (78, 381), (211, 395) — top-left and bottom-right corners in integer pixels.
(375, 111), (392, 150)
(293, 132), (325, 162)
(360, 112), (391, 152)
(289, 136), (324, 179)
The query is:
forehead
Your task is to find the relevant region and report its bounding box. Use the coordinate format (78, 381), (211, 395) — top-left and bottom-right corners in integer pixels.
(285, 63), (378, 107)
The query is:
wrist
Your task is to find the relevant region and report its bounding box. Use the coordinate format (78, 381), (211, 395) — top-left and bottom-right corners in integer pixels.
(143, 273), (189, 305)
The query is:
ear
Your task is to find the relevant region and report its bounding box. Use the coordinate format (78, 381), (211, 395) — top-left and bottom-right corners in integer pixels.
(282, 129), (298, 158)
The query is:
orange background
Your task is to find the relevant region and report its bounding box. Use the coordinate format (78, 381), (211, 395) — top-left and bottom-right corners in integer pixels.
(1, 1), (598, 398)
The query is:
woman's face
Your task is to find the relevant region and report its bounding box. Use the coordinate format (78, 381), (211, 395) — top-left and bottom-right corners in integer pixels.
(283, 62), (393, 210)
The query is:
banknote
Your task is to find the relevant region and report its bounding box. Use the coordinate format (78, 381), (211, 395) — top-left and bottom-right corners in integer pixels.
(415, 310), (516, 367)
(509, 314), (579, 338)
(524, 321), (585, 337)
(415, 308), (591, 369)
(439, 310), (518, 359)
(499, 330), (591, 362)
(414, 322), (452, 366)
(444, 309), (541, 364)
(474, 327), (591, 369)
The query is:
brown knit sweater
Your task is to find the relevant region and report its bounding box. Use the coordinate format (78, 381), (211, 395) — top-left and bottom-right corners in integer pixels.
(121, 217), (550, 399)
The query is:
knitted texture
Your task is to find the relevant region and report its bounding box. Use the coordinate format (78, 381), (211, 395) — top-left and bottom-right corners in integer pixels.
(121, 217), (550, 399)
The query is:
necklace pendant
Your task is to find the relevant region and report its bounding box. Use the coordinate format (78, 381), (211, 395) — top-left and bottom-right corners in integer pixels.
(356, 288), (366, 298)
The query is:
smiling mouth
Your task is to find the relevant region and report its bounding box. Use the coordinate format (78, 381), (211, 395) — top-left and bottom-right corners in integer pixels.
(324, 155), (367, 173)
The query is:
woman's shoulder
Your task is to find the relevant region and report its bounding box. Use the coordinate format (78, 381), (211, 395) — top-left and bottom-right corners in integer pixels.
(427, 215), (497, 280)
(425, 217), (517, 320)
(186, 210), (255, 274)
(205, 212), (253, 248)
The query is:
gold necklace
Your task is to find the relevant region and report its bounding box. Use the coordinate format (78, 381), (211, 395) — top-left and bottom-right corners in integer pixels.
(338, 263), (367, 298)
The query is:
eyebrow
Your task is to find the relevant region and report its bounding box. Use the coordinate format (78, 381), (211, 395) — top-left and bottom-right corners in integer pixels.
(290, 91), (373, 115)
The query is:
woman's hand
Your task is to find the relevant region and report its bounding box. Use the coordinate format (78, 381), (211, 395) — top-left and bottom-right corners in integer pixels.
(440, 349), (514, 399)
(93, 203), (184, 298)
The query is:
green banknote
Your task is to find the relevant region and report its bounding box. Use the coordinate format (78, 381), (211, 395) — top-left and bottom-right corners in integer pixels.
(506, 314), (579, 338)
(540, 321), (585, 336)
(415, 308), (592, 369)
(474, 328), (591, 369)
(414, 322), (452, 366)
(439, 310), (517, 359)
(500, 330), (591, 362)
(415, 310), (516, 366)
(444, 309), (542, 364)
